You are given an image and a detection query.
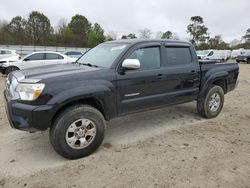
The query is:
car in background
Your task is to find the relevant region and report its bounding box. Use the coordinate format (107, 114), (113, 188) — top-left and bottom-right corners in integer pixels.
(0, 51), (76, 75)
(0, 49), (20, 61)
(196, 50), (208, 59)
(236, 50), (250, 64)
(64, 51), (83, 60)
(200, 50), (230, 61)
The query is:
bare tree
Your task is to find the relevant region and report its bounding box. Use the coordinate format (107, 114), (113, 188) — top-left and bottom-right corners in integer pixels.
(139, 28), (152, 39)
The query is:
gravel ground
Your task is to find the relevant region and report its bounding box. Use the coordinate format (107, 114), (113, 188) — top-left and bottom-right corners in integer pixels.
(0, 63), (249, 188)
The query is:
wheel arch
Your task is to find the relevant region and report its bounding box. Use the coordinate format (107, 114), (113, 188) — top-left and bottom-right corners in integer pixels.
(200, 71), (228, 98)
(51, 97), (110, 126)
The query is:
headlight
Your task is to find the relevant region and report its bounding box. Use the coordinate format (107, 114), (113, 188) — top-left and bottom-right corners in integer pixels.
(15, 83), (45, 101)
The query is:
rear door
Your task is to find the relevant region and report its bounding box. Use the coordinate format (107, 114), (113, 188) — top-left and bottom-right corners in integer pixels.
(44, 53), (66, 65)
(161, 43), (200, 103)
(22, 53), (45, 69)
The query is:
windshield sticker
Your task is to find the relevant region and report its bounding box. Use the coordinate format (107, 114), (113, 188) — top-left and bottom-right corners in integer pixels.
(111, 45), (127, 51)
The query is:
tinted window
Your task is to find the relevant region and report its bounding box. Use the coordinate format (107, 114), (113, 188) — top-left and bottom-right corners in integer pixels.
(46, 53), (64, 60)
(164, 47), (192, 65)
(128, 47), (160, 70)
(208, 51), (214, 56)
(27, 53), (45, 61)
(1, 50), (11, 54)
(65, 51), (82, 55)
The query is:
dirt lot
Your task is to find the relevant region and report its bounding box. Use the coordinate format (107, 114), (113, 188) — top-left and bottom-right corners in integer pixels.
(0, 63), (250, 188)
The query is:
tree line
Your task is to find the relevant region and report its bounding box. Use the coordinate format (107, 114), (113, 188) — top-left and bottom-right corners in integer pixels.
(0, 11), (105, 48)
(0, 12), (249, 49)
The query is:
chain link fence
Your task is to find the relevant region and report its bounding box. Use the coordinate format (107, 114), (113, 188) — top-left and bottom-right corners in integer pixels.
(0, 45), (89, 56)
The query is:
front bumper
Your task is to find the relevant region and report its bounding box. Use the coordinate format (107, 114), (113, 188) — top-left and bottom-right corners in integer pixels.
(0, 66), (6, 74)
(236, 58), (247, 62)
(4, 90), (54, 132)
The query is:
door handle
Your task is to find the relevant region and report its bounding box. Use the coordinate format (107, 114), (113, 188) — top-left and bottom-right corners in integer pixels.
(191, 70), (197, 75)
(157, 74), (166, 79)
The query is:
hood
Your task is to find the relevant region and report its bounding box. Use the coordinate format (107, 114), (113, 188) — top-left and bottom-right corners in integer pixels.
(0, 55), (20, 62)
(14, 63), (102, 82)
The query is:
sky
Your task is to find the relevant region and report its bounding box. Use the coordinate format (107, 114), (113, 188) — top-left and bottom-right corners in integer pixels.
(0, 0), (249, 43)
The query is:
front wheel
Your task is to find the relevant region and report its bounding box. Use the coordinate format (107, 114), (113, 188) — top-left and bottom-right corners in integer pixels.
(5, 66), (19, 75)
(197, 85), (224, 119)
(50, 105), (106, 159)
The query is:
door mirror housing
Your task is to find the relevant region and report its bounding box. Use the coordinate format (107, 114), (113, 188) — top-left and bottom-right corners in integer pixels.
(122, 59), (140, 70)
(24, 58), (30, 61)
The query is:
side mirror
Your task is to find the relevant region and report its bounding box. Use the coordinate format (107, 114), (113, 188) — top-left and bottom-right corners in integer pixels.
(24, 58), (30, 61)
(122, 59), (140, 70)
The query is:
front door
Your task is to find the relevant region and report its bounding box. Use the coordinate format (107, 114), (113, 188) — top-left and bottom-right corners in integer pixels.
(116, 43), (165, 115)
(22, 53), (45, 69)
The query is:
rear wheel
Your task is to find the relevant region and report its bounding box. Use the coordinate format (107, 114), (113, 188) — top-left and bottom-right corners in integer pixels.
(50, 105), (106, 159)
(197, 85), (224, 119)
(5, 66), (19, 75)
(247, 59), (250, 64)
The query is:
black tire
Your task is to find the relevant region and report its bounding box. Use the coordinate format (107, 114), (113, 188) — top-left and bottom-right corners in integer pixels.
(197, 85), (224, 119)
(5, 66), (19, 75)
(247, 59), (250, 64)
(50, 105), (106, 159)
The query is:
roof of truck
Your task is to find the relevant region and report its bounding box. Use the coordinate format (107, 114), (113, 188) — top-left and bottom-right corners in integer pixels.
(105, 39), (192, 45)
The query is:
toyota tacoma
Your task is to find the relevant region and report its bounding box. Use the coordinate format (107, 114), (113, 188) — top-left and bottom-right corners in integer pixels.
(4, 40), (239, 159)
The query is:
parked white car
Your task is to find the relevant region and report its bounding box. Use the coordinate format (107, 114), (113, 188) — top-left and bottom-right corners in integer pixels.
(0, 51), (76, 75)
(0, 49), (20, 61)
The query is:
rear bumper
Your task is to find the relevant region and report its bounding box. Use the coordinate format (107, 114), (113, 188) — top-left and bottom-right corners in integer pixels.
(4, 90), (54, 132)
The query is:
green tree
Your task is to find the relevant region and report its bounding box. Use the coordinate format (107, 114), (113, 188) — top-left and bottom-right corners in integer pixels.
(0, 20), (12, 44)
(243, 28), (250, 43)
(105, 35), (114, 41)
(203, 35), (230, 50)
(121, 33), (137, 39)
(8, 16), (27, 44)
(127, 33), (137, 39)
(26, 11), (53, 45)
(187, 16), (209, 45)
(68, 14), (91, 46)
(87, 23), (105, 47)
(161, 31), (173, 39)
(121, 35), (127, 39)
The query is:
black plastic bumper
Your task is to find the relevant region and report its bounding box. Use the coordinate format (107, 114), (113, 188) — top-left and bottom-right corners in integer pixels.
(0, 66), (6, 74)
(4, 90), (54, 132)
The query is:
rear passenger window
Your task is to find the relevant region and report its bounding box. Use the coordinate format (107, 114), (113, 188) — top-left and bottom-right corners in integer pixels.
(164, 47), (192, 66)
(1, 50), (11, 54)
(46, 53), (64, 60)
(128, 47), (160, 70)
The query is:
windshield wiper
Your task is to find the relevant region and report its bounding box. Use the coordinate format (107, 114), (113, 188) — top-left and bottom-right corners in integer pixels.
(79, 63), (99, 68)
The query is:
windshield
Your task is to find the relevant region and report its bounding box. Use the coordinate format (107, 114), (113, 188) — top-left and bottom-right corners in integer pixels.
(77, 43), (128, 68)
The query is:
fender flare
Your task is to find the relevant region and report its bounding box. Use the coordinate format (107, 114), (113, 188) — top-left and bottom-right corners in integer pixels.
(199, 71), (228, 98)
(48, 84), (115, 120)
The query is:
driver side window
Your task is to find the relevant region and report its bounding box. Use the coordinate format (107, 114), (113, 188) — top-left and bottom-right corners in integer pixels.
(127, 46), (160, 70)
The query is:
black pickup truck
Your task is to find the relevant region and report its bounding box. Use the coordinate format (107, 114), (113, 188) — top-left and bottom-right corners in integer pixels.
(4, 39), (239, 159)
(236, 53), (250, 64)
